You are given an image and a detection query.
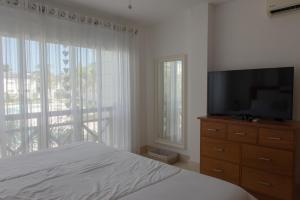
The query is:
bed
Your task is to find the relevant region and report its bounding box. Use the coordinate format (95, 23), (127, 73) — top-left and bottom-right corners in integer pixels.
(0, 142), (256, 200)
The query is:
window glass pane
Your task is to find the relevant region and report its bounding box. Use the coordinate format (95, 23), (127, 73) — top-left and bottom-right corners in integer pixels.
(78, 47), (98, 142)
(25, 40), (41, 152)
(2, 37), (22, 156)
(3, 37), (20, 116)
(2, 37), (42, 155)
(47, 43), (73, 148)
(157, 59), (184, 147)
(0, 34), (123, 157)
(25, 40), (41, 114)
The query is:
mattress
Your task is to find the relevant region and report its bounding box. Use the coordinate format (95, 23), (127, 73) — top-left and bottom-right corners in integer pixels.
(0, 142), (256, 200)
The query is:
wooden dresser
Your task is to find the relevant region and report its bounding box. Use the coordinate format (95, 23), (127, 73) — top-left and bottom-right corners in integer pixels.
(199, 116), (299, 200)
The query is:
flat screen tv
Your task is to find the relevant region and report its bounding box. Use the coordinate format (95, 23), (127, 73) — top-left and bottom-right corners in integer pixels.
(208, 67), (294, 120)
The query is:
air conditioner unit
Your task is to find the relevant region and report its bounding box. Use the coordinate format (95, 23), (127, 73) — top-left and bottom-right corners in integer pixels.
(267, 0), (300, 15)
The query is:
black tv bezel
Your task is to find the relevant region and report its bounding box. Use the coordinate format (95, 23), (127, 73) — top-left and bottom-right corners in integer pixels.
(207, 67), (295, 121)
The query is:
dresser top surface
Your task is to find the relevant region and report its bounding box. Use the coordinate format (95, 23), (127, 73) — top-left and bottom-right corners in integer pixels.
(198, 116), (300, 130)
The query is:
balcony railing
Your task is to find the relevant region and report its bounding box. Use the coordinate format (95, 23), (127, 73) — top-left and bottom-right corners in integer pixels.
(2, 106), (113, 156)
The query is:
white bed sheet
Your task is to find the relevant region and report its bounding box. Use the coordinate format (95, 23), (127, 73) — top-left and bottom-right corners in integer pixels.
(0, 142), (256, 200)
(120, 170), (256, 200)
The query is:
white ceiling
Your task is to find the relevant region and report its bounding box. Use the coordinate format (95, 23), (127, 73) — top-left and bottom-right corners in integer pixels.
(49, 0), (229, 25)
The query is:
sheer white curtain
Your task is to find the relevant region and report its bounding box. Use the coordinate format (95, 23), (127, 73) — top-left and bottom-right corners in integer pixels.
(0, 5), (139, 158)
(158, 60), (183, 145)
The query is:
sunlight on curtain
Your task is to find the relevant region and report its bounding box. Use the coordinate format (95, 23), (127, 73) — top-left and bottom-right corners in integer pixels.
(0, 6), (138, 158)
(159, 60), (183, 145)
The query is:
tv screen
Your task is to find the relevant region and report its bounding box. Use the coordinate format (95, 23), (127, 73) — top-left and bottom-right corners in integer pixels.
(208, 67), (294, 120)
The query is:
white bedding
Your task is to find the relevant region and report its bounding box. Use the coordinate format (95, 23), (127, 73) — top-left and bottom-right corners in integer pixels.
(0, 142), (256, 200)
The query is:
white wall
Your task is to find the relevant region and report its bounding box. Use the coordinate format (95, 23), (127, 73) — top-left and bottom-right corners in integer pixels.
(212, 0), (300, 183)
(143, 2), (210, 163)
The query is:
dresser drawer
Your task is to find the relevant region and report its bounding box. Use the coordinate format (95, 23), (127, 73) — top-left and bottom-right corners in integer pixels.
(201, 138), (240, 163)
(242, 145), (293, 176)
(201, 157), (239, 184)
(259, 128), (295, 150)
(241, 167), (293, 200)
(228, 125), (258, 144)
(201, 121), (227, 139)
(250, 191), (281, 200)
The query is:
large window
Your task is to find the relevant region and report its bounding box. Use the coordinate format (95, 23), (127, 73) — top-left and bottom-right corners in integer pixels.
(0, 36), (119, 157)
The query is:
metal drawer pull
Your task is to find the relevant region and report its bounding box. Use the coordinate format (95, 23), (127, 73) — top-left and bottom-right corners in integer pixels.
(258, 181), (272, 187)
(207, 128), (218, 132)
(214, 147), (224, 152)
(234, 132), (246, 136)
(258, 157), (272, 162)
(267, 137), (281, 141)
(212, 169), (223, 173)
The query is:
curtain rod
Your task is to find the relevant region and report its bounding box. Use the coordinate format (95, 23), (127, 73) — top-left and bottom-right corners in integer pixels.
(0, 0), (138, 35)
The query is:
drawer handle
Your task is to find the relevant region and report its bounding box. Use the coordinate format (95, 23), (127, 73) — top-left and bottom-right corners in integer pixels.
(267, 137), (281, 141)
(258, 181), (272, 187)
(207, 128), (219, 132)
(234, 132), (246, 136)
(212, 168), (224, 173)
(214, 147), (224, 152)
(258, 157), (272, 162)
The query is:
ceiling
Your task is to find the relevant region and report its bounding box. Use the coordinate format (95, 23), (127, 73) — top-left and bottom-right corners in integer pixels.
(49, 0), (229, 25)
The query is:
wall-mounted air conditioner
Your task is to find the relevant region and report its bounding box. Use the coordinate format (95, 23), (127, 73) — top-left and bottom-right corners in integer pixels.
(267, 0), (300, 15)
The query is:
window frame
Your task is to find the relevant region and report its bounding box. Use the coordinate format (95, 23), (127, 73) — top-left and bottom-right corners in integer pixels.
(154, 54), (187, 149)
